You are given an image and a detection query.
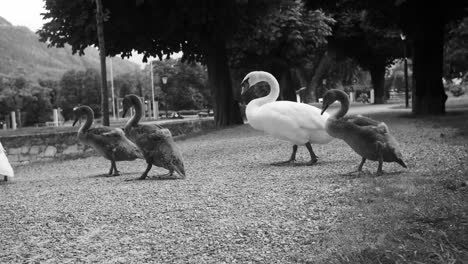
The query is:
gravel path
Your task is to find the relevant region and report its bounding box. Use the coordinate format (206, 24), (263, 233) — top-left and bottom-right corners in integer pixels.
(1, 102), (467, 263)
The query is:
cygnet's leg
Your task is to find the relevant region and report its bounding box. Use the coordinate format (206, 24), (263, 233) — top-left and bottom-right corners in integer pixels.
(272, 145), (297, 166)
(376, 143), (384, 176)
(111, 160), (120, 176)
(139, 162), (152, 180)
(305, 143), (318, 165)
(108, 162), (114, 175)
(357, 157), (366, 171)
(108, 153), (120, 176)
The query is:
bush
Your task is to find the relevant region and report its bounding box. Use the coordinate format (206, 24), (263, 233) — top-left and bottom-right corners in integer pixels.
(449, 84), (466, 97)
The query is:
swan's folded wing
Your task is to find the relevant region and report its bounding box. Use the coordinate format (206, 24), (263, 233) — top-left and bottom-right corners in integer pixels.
(265, 101), (327, 130)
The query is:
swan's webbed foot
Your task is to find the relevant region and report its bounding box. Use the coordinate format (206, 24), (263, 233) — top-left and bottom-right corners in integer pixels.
(271, 144), (298, 166)
(112, 170), (121, 176)
(306, 157), (318, 166)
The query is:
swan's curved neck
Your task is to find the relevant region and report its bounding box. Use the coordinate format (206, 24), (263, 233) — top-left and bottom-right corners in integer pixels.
(333, 91), (350, 119)
(248, 75), (280, 108)
(79, 107), (94, 133)
(126, 96), (143, 127)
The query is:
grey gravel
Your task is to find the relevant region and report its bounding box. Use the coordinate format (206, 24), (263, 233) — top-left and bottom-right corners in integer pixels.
(1, 103), (467, 263)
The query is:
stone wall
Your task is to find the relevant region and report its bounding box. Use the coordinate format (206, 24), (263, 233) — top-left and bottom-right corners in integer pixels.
(1, 119), (215, 166)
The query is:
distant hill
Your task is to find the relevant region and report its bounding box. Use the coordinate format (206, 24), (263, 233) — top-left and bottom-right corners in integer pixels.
(0, 16), (140, 83)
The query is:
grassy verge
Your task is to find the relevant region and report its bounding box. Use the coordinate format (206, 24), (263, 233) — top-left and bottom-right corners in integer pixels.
(320, 107), (468, 264)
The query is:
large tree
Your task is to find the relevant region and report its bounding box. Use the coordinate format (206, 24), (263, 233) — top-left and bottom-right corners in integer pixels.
(305, 0), (403, 104)
(398, 0), (467, 114)
(39, 0), (279, 126)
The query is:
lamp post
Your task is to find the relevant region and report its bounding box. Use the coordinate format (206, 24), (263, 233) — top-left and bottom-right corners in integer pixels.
(109, 57), (117, 120)
(161, 76), (168, 118)
(150, 60), (157, 119)
(401, 33), (409, 108)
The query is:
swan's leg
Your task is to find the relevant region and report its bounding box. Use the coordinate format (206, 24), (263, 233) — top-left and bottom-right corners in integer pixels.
(139, 162), (152, 180)
(357, 157), (366, 171)
(4, 176), (7, 182)
(305, 143), (318, 165)
(271, 145), (297, 166)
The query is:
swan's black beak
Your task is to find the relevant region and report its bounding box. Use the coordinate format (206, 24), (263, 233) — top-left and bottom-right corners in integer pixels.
(240, 78), (250, 96)
(72, 117), (79, 127)
(321, 104), (329, 115)
(122, 109), (127, 118)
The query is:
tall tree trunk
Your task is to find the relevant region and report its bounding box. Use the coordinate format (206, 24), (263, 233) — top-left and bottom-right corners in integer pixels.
(307, 51), (332, 102)
(369, 62), (386, 104)
(411, 8), (447, 114)
(278, 70), (296, 102)
(205, 36), (243, 127)
(95, 0), (110, 126)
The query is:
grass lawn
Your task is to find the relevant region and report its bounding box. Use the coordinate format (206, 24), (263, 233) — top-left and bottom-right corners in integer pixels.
(1, 96), (467, 263)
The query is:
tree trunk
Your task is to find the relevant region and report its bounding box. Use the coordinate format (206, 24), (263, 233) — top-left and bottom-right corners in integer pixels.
(411, 9), (447, 115)
(307, 51), (332, 102)
(95, 0), (110, 126)
(369, 62), (386, 104)
(205, 36), (243, 127)
(278, 71), (296, 102)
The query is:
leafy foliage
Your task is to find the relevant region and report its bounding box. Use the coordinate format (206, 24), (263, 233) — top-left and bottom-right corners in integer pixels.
(0, 76), (54, 126)
(149, 59), (210, 111)
(445, 16), (468, 79)
(230, 0), (334, 69)
(58, 69), (102, 120)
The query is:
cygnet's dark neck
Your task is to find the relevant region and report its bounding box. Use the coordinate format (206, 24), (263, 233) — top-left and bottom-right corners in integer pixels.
(127, 95), (143, 127)
(333, 90), (350, 119)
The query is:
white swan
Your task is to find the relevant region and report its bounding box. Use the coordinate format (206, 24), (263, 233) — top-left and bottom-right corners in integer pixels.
(241, 71), (333, 165)
(0, 142), (14, 181)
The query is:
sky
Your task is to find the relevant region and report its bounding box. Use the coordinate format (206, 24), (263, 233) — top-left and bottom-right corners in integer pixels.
(0, 0), (181, 66)
(0, 0), (46, 32)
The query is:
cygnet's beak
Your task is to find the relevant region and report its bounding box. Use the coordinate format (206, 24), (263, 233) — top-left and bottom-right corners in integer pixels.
(174, 163), (185, 179)
(396, 158), (407, 168)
